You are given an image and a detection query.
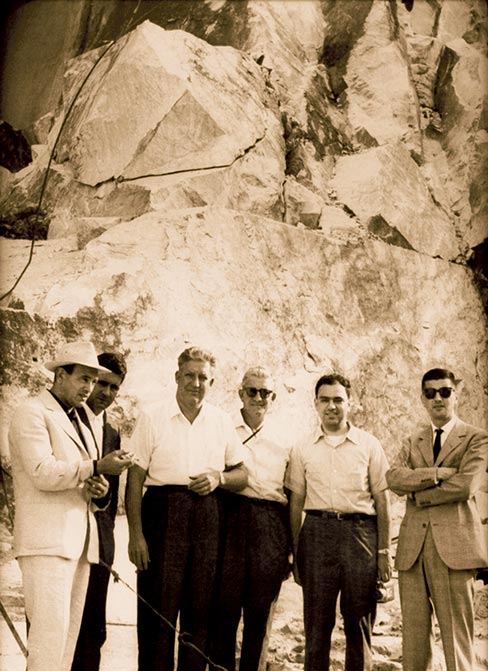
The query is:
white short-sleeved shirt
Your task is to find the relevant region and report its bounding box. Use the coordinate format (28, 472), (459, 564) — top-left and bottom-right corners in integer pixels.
(285, 424), (389, 515)
(129, 398), (245, 486)
(84, 404), (103, 457)
(234, 413), (291, 505)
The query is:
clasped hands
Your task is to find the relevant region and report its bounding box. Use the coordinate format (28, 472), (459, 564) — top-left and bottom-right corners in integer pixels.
(188, 470), (220, 496)
(129, 470), (221, 572)
(98, 449), (135, 476)
(83, 450), (135, 499)
(84, 474), (109, 499)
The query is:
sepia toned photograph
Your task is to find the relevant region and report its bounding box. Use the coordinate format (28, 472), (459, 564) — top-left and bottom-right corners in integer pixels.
(1, 1), (487, 670)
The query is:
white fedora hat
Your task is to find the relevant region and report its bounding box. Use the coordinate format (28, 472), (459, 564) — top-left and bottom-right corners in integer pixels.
(44, 341), (112, 373)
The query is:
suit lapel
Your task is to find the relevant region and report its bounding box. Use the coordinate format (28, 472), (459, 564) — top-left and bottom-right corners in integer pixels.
(416, 426), (434, 466)
(40, 390), (95, 458)
(436, 419), (466, 464)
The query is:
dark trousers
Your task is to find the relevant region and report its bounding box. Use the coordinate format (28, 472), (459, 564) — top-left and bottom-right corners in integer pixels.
(297, 513), (378, 671)
(210, 495), (290, 671)
(137, 486), (220, 671)
(71, 563), (111, 671)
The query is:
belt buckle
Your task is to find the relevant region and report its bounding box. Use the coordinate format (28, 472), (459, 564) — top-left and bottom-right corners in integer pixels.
(336, 512), (344, 520)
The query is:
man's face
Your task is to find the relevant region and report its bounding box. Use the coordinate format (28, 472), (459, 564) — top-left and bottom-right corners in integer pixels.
(239, 374), (275, 425)
(56, 364), (98, 408)
(421, 378), (457, 426)
(315, 382), (349, 433)
(87, 371), (124, 416)
(175, 359), (213, 412)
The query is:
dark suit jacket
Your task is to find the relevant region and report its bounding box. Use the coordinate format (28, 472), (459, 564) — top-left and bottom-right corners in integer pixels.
(387, 419), (488, 571)
(78, 408), (120, 566)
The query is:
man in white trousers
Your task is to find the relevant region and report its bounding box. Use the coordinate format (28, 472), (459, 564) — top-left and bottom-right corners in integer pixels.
(8, 341), (133, 671)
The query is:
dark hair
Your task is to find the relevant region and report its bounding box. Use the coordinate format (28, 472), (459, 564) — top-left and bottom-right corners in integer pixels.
(421, 368), (456, 389)
(314, 373), (351, 398)
(59, 364), (75, 375)
(98, 352), (127, 381)
(177, 346), (216, 370)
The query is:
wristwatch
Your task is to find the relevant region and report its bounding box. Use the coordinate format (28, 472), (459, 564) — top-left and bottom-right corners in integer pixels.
(219, 471), (227, 487)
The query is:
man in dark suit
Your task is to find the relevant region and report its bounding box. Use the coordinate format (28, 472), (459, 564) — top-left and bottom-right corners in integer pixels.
(387, 367), (488, 671)
(71, 351), (128, 671)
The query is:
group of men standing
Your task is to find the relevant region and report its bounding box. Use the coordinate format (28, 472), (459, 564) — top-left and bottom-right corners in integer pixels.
(125, 351), (290, 671)
(7, 341), (488, 671)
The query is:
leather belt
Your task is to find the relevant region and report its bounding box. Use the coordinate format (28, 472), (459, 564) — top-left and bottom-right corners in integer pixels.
(247, 497), (286, 510)
(306, 510), (374, 521)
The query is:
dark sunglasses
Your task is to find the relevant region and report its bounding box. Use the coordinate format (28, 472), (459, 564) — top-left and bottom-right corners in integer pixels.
(423, 387), (455, 400)
(244, 387), (274, 400)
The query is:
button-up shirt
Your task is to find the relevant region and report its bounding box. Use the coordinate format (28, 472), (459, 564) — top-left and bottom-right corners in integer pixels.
(234, 413), (291, 505)
(285, 424), (389, 515)
(129, 398), (245, 486)
(84, 404), (103, 457)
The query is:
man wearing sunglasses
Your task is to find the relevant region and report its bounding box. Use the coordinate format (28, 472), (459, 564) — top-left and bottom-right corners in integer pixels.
(210, 367), (291, 671)
(387, 367), (488, 671)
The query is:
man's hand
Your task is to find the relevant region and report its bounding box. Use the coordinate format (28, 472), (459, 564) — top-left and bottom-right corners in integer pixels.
(188, 471), (219, 496)
(377, 553), (392, 582)
(128, 532), (150, 571)
(98, 450), (134, 476)
(84, 474), (109, 499)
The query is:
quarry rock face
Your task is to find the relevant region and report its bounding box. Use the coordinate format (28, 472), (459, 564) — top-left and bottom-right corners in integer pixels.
(1, 207), (486, 442)
(1, 2), (488, 662)
(329, 143), (463, 258)
(0, 0), (487, 458)
(58, 23), (283, 187)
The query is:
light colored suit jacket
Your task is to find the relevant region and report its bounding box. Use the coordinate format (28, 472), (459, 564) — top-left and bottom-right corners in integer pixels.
(387, 419), (488, 571)
(9, 389), (99, 562)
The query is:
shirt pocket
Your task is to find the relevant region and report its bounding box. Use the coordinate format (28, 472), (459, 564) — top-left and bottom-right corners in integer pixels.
(337, 470), (365, 493)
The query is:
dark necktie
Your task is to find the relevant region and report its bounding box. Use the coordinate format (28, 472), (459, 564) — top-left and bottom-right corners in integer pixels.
(68, 409), (88, 450)
(433, 428), (443, 462)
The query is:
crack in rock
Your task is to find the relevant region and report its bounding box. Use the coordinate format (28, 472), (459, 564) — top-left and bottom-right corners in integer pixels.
(115, 131), (266, 183)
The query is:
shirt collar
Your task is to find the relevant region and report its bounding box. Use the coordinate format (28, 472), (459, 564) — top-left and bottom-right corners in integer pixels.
(234, 409), (247, 430)
(170, 396), (208, 421)
(85, 404), (102, 425)
(431, 415), (457, 436)
(234, 409), (264, 433)
(313, 422), (359, 445)
(49, 390), (71, 414)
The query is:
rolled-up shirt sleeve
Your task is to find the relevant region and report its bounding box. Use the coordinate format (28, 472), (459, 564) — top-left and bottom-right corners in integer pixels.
(223, 414), (246, 468)
(128, 409), (155, 472)
(368, 438), (389, 495)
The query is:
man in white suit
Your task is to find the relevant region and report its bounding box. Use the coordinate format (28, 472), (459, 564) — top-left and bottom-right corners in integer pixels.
(8, 341), (133, 671)
(387, 367), (488, 671)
